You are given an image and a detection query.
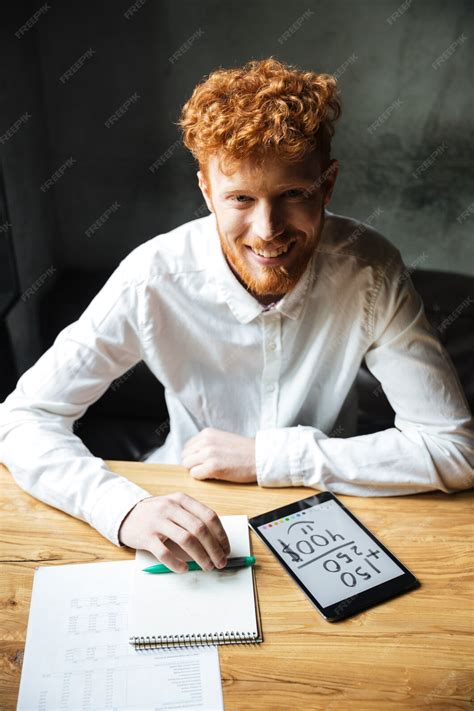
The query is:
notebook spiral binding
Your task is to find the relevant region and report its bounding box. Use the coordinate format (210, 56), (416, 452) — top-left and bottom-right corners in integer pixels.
(130, 631), (261, 649)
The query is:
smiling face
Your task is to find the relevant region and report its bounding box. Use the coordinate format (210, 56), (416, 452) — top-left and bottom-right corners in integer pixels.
(197, 150), (338, 304)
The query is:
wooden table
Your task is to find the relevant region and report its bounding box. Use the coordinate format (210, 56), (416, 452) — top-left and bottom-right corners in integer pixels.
(1, 461), (473, 710)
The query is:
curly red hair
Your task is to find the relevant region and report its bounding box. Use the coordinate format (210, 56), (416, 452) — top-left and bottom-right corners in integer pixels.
(176, 57), (341, 179)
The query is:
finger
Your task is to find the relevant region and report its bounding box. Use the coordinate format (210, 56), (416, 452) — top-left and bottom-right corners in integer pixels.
(146, 534), (189, 574)
(189, 464), (214, 481)
(181, 437), (206, 456)
(190, 465), (234, 483)
(181, 448), (204, 469)
(165, 539), (193, 562)
(171, 493), (231, 557)
(183, 428), (216, 453)
(168, 505), (228, 568)
(152, 518), (215, 571)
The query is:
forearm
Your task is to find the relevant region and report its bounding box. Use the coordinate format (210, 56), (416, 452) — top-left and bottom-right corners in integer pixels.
(0, 405), (150, 545)
(255, 420), (474, 496)
(0, 255), (157, 542)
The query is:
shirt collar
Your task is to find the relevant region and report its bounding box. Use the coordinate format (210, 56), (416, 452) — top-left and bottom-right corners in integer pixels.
(206, 213), (319, 324)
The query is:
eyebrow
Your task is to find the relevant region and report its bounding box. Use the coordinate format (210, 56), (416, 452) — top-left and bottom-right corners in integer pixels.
(220, 182), (313, 196)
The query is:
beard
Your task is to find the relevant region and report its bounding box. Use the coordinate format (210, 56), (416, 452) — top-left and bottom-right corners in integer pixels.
(215, 210), (324, 299)
(220, 238), (306, 297)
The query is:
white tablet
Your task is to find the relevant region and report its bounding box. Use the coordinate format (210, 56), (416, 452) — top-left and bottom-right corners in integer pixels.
(249, 492), (420, 621)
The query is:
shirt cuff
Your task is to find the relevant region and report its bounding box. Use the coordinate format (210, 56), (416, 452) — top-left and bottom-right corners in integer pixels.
(255, 425), (328, 488)
(89, 478), (152, 546)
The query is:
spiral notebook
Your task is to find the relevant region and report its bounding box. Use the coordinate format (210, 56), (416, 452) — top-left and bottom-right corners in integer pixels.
(129, 515), (263, 649)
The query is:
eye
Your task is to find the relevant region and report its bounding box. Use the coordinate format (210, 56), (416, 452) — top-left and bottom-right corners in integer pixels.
(285, 189), (305, 198)
(229, 189), (306, 204)
(231, 195), (252, 203)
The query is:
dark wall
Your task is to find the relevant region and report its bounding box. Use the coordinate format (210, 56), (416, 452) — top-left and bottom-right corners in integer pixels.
(2, 8), (57, 373)
(2, 0), (473, 376)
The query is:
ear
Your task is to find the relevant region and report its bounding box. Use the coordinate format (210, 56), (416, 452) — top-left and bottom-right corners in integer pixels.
(322, 160), (339, 206)
(197, 170), (214, 213)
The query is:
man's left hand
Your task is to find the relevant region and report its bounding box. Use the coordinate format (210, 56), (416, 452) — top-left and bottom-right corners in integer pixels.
(181, 428), (257, 483)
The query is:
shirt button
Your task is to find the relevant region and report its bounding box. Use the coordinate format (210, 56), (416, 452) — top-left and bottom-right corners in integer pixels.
(268, 342), (276, 351)
(266, 384), (276, 393)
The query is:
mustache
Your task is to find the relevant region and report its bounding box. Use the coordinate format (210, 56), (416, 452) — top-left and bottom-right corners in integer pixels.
(242, 237), (297, 250)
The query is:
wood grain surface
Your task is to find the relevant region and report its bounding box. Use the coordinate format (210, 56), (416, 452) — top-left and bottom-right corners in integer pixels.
(0, 461), (473, 710)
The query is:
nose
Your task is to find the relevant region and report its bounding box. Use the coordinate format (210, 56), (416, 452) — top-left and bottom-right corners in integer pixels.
(252, 201), (285, 242)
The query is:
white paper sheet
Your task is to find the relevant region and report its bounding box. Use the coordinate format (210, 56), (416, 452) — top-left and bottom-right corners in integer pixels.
(17, 560), (223, 710)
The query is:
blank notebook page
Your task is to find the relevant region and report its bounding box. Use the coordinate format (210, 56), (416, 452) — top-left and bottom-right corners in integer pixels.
(129, 515), (260, 641)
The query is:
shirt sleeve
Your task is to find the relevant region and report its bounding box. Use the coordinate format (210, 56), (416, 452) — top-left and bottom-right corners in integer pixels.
(0, 258), (152, 545)
(255, 251), (474, 496)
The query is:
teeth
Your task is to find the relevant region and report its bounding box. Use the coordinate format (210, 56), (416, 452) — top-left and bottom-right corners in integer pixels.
(251, 243), (292, 258)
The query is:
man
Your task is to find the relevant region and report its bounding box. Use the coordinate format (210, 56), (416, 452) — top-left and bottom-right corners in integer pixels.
(1, 58), (473, 573)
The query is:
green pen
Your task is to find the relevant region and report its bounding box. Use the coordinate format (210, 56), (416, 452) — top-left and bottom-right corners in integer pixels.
(143, 555), (256, 574)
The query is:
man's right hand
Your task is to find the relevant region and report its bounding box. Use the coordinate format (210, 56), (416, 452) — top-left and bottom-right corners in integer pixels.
(118, 492), (231, 573)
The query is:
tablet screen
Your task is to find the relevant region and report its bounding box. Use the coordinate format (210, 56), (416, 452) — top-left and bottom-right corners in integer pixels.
(256, 498), (406, 608)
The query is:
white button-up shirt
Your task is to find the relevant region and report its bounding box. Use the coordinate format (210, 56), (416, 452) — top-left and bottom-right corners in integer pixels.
(1, 209), (473, 545)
